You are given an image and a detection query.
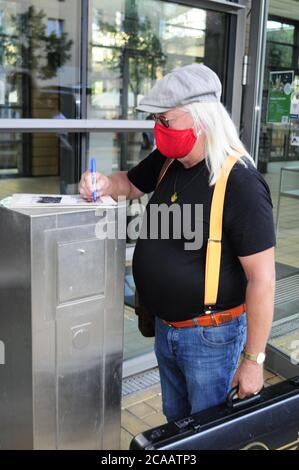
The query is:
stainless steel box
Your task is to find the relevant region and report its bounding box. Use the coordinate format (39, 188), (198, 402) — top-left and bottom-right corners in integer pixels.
(0, 205), (126, 449)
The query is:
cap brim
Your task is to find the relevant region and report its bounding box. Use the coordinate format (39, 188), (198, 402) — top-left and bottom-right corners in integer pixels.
(135, 103), (172, 113)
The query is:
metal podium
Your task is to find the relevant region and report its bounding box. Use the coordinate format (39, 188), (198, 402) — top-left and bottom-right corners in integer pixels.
(0, 204), (126, 450)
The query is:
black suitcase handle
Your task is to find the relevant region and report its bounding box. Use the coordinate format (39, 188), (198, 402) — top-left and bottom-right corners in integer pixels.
(226, 385), (262, 410)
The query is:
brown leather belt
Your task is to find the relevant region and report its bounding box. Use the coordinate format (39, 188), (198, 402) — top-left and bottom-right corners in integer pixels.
(162, 303), (246, 328)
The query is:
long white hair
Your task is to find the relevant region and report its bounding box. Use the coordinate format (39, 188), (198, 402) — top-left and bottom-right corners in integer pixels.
(182, 102), (255, 186)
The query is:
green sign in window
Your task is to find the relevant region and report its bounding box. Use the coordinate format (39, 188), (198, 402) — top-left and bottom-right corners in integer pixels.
(267, 70), (294, 123)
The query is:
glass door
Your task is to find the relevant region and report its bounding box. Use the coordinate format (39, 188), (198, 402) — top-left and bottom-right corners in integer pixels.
(245, 0), (299, 377)
(87, 0), (247, 369)
(0, 0), (248, 375)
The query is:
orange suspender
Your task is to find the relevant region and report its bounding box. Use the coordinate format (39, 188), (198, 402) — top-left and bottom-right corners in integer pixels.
(156, 155), (238, 309)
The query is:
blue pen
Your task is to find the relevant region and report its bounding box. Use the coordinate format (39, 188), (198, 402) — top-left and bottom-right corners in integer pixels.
(90, 158), (97, 202)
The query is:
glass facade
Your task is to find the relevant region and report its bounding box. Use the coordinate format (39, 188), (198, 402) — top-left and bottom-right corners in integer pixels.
(0, 0), (236, 364)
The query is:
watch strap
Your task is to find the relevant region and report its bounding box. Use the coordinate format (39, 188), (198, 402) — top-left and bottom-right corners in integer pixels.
(243, 351), (258, 362)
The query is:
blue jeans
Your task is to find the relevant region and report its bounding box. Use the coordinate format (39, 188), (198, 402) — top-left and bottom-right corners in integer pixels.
(154, 313), (247, 422)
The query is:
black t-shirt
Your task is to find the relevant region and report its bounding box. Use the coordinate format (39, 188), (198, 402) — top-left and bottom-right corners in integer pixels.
(127, 149), (276, 322)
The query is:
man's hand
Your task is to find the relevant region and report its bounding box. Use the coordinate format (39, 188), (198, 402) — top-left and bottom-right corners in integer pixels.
(79, 171), (111, 201)
(231, 358), (264, 399)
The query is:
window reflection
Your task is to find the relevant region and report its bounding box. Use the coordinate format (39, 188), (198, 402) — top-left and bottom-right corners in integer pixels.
(0, 2), (79, 117)
(88, 0), (228, 175)
(0, 0), (80, 184)
(88, 0), (228, 122)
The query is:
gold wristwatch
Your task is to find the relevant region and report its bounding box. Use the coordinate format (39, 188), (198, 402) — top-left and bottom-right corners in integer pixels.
(243, 351), (266, 365)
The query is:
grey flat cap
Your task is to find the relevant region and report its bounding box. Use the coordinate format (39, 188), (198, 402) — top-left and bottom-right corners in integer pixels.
(136, 63), (222, 113)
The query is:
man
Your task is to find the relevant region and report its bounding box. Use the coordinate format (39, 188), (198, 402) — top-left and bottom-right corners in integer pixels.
(80, 64), (276, 422)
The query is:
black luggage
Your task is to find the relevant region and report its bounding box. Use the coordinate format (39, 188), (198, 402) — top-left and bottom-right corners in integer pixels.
(130, 376), (299, 450)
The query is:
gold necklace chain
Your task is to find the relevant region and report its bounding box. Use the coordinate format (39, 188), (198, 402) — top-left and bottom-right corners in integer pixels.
(171, 163), (206, 203)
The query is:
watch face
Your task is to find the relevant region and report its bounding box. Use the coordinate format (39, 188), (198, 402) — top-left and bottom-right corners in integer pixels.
(257, 352), (266, 364)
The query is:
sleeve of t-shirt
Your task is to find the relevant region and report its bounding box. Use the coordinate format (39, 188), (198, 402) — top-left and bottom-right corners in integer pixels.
(223, 162), (276, 257)
(127, 149), (166, 194)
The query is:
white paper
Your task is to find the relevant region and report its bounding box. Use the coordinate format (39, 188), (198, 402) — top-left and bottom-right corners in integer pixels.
(10, 193), (117, 208)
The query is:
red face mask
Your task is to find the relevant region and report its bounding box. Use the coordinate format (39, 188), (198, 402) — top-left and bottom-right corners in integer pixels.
(154, 123), (197, 159)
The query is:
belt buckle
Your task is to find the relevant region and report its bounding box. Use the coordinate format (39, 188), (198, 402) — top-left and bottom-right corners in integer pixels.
(204, 306), (217, 316)
(204, 306), (219, 327)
